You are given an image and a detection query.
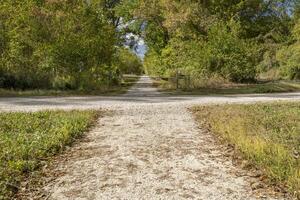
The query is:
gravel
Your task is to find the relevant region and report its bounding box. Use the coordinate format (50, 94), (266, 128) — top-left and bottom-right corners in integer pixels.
(8, 76), (297, 199)
(0, 76), (299, 112)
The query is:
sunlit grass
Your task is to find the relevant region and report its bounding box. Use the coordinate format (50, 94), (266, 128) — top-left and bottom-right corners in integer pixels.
(0, 110), (98, 198)
(192, 102), (300, 197)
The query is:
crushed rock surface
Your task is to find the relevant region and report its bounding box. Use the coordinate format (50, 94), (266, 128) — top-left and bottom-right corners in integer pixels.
(9, 76), (296, 200)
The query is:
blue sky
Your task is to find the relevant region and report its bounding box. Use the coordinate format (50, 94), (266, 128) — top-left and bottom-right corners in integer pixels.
(119, 19), (147, 60)
(124, 32), (147, 59)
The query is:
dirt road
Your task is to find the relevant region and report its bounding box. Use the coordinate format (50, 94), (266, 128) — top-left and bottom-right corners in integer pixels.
(9, 76), (298, 199)
(0, 76), (299, 112)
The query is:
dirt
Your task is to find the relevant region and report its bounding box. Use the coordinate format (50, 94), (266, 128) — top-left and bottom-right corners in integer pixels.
(13, 76), (294, 199)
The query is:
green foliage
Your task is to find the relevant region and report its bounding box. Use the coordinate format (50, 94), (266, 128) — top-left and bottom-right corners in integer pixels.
(277, 44), (300, 80)
(144, 21), (259, 83)
(143, 49), (164, 76)
(114, 0), (139, 22)
(277, 19), (300, 80)
(116, 48), (143, 75)
(134, 0), (169, 52)
(0, 0), (137, 91)
(193, 102), (300, 198)
(160, 38), (207, 76)
(1, 0), (299, 88)
(204, 22), (259, 82)
(0, 110), (98, 199)
(120, 0), (297, 84)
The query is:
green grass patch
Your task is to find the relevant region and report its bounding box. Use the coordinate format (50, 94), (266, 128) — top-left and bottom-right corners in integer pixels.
(0, 75), (140, 97)
(0, 110), (98, 199)
(155, 80), (300, 95)
(192, 102), (300, 197)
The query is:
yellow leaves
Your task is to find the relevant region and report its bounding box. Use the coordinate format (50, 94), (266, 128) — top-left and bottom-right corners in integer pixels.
(160, 0), (192, 33)
(135, 0), (162, 20)
(294, 20), (300, 38)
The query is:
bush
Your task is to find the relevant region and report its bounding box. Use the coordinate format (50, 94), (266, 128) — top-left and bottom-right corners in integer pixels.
(0, 0), (120, 91)
(205, 22), (259, 83)
(144, 49), (165, 76)
(116, 48), (144, 75)
(277, 44), (300, 80)
(276, 19), (300, 80)
(144, 21), (259, 83)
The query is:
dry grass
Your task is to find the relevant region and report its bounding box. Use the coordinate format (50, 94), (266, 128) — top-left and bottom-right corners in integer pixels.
(192, 102), (300, 198)
(154, 78), (300, 95)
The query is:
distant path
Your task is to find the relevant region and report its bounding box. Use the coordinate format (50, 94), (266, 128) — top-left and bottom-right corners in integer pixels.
(0, 76), (299, 112)
(13, 76), (297, 199)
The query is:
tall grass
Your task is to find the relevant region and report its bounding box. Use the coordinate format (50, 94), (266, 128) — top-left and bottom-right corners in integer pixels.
(0, 110), (98, 199)
(192, 102), (300, 197)
(155, 77), (300, 95)
(0, 75), (140, 97)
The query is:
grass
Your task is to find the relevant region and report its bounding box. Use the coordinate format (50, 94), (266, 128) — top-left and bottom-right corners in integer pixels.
(154, 79), (300, 95)
(192, 102), (300, 197)
(0, 110), (99, 199)
(0, 75), (140, 97)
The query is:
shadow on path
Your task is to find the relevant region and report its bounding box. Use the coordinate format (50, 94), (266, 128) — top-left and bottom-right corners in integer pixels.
(0, 76), (299, 110)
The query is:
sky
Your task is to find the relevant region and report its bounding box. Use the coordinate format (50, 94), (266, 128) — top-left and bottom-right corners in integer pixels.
(123, 33), (147, 59)
(135, 39), (147, 59)
(119, 19), (147, 60)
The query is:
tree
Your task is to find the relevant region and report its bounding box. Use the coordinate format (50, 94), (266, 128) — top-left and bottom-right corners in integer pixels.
(0, 0), (122, 90)
(120, 0), (295, 83)
(277, 18), (300, 80)
(116, 48), (143, 75)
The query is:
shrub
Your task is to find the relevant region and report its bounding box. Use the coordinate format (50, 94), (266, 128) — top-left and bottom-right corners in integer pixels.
(0, 0), (120, 90)
(277, 19), (300, 80)
(277, 44), (300, 80)
(116, 48), (144, 75)
(205, 22), (259, 83)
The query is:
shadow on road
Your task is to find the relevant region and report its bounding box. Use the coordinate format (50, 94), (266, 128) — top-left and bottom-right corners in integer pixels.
(0, 76), (299, 110)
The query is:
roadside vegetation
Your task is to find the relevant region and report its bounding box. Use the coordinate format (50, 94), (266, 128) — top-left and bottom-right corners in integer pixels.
(0, 1), (142, 93)
(0, 75), (140, 97)
(2, 1), (300, 94)
(192, 102), (300, 198)
(153, 79), (300, 95)
(117, 0), (300, 87)
(0, 110), (98, 199)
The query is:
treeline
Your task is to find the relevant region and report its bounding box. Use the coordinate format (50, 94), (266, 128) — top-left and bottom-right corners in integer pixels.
(0, 0), (142, 90)
(1, 0), (299, 89)
(119, 0), (300, 84)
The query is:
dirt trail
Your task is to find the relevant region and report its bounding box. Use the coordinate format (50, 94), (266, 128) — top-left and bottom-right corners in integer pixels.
(23, 77), (287, 200)
(0, 76), (299, 112)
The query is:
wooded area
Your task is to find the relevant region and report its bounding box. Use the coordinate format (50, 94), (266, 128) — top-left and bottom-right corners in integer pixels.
(0, 0), (142, 90)
(1, 0), (300, 90)
(119, 0), (300, 84)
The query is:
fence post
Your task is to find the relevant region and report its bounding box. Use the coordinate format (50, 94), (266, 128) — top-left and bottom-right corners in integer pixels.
(176, 70), (179, 90)
(107, 71), (113, 88)
(187, 75), (191, 89)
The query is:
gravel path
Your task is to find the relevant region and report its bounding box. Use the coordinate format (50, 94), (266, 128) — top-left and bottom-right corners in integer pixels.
(42, 105), (283, 200)
(9, 76), (298, 199)
(0, 76), (299, 112)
